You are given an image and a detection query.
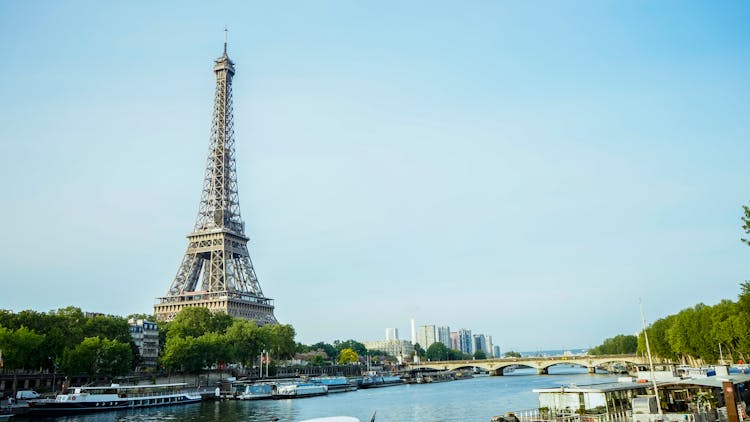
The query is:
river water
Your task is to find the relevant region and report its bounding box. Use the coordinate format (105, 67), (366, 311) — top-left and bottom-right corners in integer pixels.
(17, 367), (620, 422)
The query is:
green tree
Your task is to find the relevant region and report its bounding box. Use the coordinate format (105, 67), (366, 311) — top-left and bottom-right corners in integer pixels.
(334, 339), (367, 356)
(426, 342), (450, 361)
(0, 326), (45, 369)
(61, 337), (132, 377)
(473, 350), (487, 360)
(338, 348), (359, 364)
(161, 336), (202, 373)
(84, 315), (131, 343)
(504, 351), (522, 358)
(167, 307), (216, 339)
(309, 342), (337, 361)
(413, 343), (426, 358)
(589, 335), (638, 355)
(262, 324), (296, 359)
(225, 320), (264, 366)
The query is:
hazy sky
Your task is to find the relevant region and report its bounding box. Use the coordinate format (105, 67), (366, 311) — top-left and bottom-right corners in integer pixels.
(1, 1), (748, 351)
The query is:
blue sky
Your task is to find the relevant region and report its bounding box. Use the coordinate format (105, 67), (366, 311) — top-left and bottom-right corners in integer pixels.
(0, 1), (748, 351)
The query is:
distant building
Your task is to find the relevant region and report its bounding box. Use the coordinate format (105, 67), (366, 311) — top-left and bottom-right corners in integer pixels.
(473, 334), (487, 355)
(450, 331), (459, 350)
(458, 328), (473, 355)
(363, 339), (414, 361)
(129, 318), (159, 369)
(385, 327), (399, 341)
(437, 326), (451, 349)
(485, 335), (494, 357)
(493, 345), (501, 358)
(416, 325), (437, 349)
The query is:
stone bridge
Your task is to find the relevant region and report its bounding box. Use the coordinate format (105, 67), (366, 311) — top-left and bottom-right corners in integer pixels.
(408, 354), (657, 376)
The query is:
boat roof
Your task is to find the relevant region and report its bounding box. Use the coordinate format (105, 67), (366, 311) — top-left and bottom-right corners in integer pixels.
(658, 374), (750, 389)
(533, 381), (663, 394)
(533, 374), (750, 394)
(73, 383), (189, 390)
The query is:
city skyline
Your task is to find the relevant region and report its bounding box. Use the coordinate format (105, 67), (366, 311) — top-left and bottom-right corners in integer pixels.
(1, 2), (748, 351)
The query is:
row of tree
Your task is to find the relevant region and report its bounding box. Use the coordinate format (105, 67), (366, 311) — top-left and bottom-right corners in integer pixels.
(635, 285), (750, 365)
(0, 307), (136, 376)
(159, 307), (296, 374)
(589, 204), (750, 364)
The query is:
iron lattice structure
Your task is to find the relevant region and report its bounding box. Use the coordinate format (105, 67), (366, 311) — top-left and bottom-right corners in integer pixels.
(154, 41), (277, 325)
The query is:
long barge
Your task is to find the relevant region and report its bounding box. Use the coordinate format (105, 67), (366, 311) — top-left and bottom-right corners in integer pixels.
(25, 383), (202, 416)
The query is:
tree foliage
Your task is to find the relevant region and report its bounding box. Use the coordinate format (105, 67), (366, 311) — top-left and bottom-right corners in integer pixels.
(61, 337), (132, 377)
(589, 335), (638, 355)
(337, 348), (359, 364)
(160, 309), (296, 373)
(504, 351), (522, 358)
(635, 284), (750, 364)
(0, 307), (135, 373)
(473, 350), (487, 360)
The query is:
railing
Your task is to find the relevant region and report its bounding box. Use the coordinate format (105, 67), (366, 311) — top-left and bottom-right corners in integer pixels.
(496, 409), (631, 422)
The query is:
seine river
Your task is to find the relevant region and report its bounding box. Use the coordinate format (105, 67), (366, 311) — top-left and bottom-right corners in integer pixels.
(17, 367), (620, 422)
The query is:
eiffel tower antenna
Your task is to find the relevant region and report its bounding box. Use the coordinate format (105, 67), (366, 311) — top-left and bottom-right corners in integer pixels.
(154, 37), (278, 325)
(223, 26), (228, 55)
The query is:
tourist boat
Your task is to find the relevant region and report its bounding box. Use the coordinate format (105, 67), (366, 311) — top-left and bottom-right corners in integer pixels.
(25, 383), (201, 416)
(237, 383), (275, 400)
(309, 376), (357, 393)
(273, 383), (328, 399)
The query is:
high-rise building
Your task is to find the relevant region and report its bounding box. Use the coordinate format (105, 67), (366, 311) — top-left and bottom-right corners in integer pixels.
(437, 326), (451, 349)
(458, 328), (473, 355)
(493, 345), (502, 358)
(450, 331), (459, 350)
(473, 334), (487, 355)
(385, 327), (399, 341)
(485, 335), (494, 357)
(154, 35), (276, 324)
(416, 325), (437, 349)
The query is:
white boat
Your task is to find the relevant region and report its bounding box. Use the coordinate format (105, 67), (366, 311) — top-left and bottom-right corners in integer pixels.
(273, 383), (328, 399)
(237, 383), (275, 400)
(26, 383), (201, 416)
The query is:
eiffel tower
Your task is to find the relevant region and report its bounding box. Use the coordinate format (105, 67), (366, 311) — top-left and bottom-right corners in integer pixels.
(154, 35), (277, 325)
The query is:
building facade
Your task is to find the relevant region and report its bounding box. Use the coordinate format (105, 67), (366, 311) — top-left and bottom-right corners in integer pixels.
(450, 331), (459, 350)
(485, 335), (494, 357)
(493, 345), (502, 358)
(363, 340), (414, 360)
(437, 326), (451, 349)
(128, 318), (159, 369)
(473, 334), (487, 355)
(385, 327), (399, 341)
(457, 328), (473, 355)
(416, 325), (437, 349)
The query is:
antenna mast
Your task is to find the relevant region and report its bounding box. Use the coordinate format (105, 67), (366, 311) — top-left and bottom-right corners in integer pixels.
(640, 299), (662, 415)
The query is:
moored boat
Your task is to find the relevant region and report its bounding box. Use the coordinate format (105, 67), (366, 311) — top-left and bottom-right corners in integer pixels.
(25, 383), (201, 416)
(273, 383), (328, 399)
(359, 374), (403, 389)
(309, 377), (357, 393)
(237, 383), (275, 400)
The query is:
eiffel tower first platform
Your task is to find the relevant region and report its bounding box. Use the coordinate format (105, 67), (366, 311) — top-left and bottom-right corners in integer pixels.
(154, 37), (277, 325)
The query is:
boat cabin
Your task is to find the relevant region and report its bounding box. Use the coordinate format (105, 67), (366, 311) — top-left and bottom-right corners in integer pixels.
(533, 378), (656, 419)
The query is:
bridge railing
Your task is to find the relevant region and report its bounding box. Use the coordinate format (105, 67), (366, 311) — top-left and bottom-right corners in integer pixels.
(495, 409), (631, 422)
